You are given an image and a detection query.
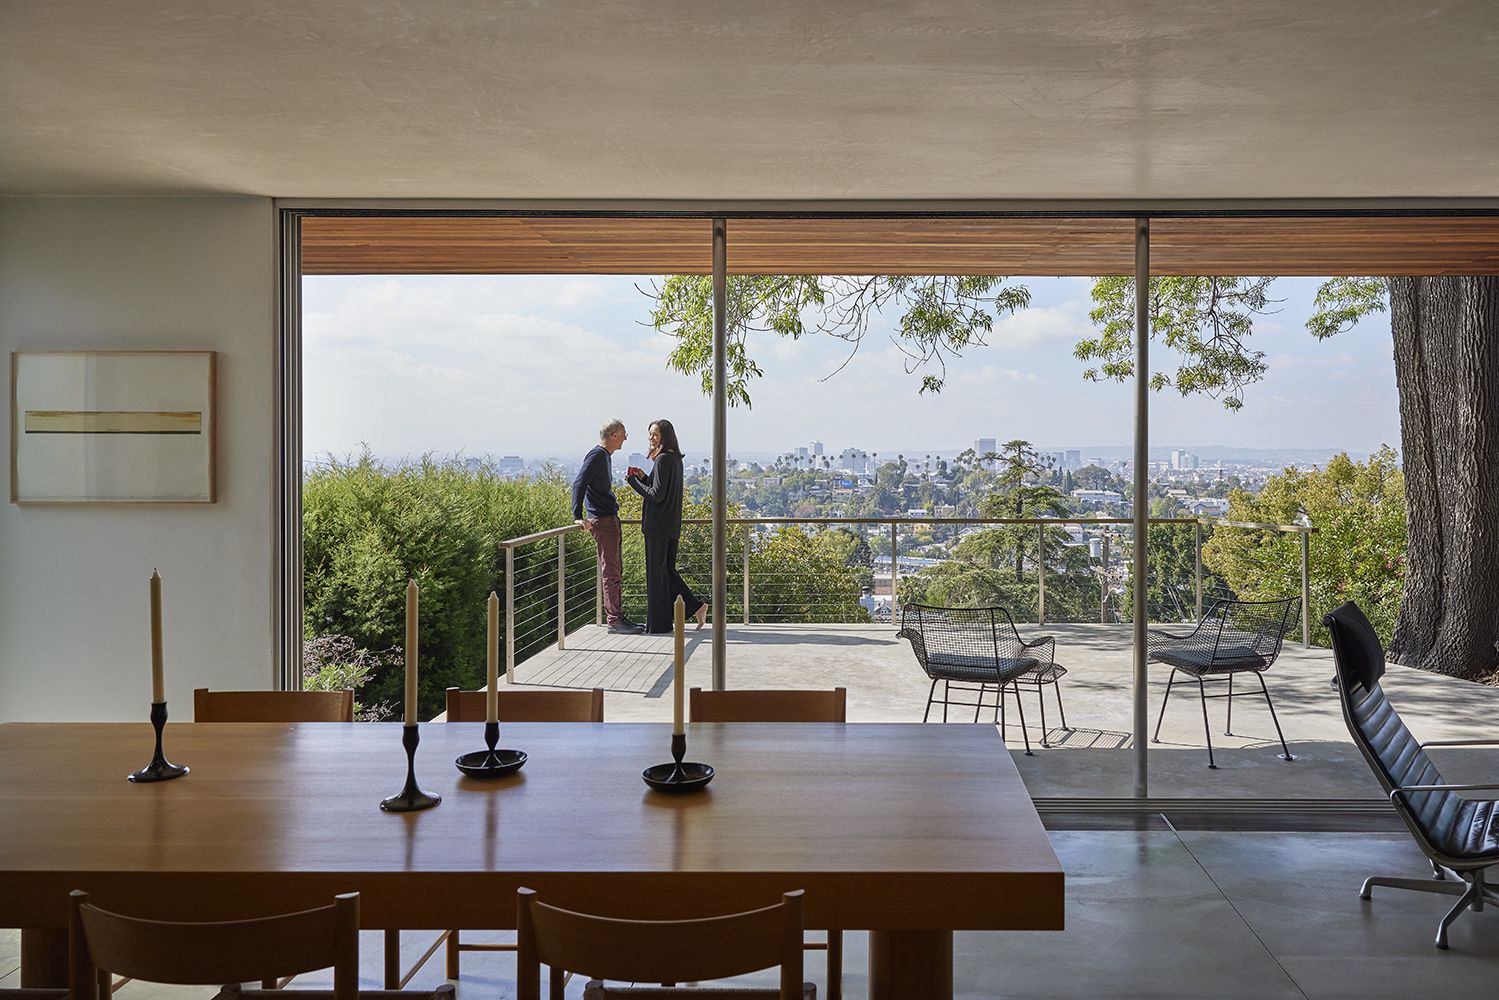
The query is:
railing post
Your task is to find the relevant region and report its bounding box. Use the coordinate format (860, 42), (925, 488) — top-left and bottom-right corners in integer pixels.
(1100, 535), (1110, 623)
(889, 523), (899, 624)
(504, 545), (515, 684)
(742, 522), (751, 626)
(1194, 520), (1203, 621)
(1036, 522), (1046, 625)
(1300, 529), (1311, 647)
(557, 534), (567, 651)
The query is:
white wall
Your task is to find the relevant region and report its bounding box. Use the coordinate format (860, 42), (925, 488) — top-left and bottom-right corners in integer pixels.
(0, 197), (278, 720)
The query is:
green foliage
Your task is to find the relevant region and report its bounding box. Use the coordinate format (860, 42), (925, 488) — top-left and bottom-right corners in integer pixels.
(1077, 276), (1278, 410)
(750, 526), (871, 623)
(1308, 277), (1388, 340)
(1202, 448), (1407, 645)
(302, 451), (590, 720)
(302, 633), (398, 721)
(976, 440), (1069, 582)
(1120, 524), (1231, 624)
(900, 539), (1098, 624)
(648, 274), (1030, 405)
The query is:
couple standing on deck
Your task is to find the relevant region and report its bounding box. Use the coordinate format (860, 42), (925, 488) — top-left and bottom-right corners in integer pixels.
(572, 418), (708, 636)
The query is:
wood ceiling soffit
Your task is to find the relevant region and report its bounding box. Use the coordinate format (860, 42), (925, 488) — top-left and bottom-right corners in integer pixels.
(300, 216), (1499, 276)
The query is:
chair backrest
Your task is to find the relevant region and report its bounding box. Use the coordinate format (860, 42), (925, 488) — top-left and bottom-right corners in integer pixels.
(444, 687), (605, 723)
(1324, 601), (1454, 857)
(1215, 597), (1299, 663)
(689, 687), (846, 723)
(516, 888), (804, 1000)
(194, 688), (354, 723)
(897, 604), (1023, 669)
(68, 890), (358, 1000)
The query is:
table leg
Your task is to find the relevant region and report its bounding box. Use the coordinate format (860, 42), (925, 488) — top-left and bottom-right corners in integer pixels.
(868, 929), (952, 1000)
(21, 928), (68, 988)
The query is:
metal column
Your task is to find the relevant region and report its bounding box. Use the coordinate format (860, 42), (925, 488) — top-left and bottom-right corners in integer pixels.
(1194, 520), (1204, 619)
(504, 546), (516, 684)
(890, 523), (900, 622)
(1300, 530), (1312, 647)
(1132, 217), (1151, 799)
(556, 534), (567, 651)
(711, 218), (728, 690)
(742, 523), (752, 626)
(1036, 522), (1046, 625)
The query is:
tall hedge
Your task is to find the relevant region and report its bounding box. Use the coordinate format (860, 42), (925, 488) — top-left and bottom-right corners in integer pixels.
(302, 452), (591, 720)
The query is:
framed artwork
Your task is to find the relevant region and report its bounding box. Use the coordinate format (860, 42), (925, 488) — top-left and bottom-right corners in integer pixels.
(10, 351), (217, 503)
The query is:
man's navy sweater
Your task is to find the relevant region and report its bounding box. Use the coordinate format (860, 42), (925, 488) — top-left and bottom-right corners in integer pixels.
(571, 445), (619, 520)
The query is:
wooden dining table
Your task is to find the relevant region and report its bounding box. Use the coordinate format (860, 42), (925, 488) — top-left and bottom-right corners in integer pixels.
(2, 720), (1063, 999)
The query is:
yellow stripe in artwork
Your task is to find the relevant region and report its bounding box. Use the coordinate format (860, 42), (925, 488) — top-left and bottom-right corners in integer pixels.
(24, 410), (203, 434)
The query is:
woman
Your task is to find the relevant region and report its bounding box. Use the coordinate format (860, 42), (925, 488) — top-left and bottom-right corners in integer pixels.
(626, 419), (708, 634)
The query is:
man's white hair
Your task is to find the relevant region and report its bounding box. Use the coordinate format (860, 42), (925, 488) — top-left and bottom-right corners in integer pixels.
(599, 418), (625, 441)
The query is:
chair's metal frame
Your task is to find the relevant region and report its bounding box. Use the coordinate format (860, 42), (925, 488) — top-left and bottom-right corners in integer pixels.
(1148, 597), (1299, 768)
(897, 604), (1055, 755)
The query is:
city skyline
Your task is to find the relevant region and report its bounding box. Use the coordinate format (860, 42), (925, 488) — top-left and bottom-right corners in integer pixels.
(303, 273), (1401, 461)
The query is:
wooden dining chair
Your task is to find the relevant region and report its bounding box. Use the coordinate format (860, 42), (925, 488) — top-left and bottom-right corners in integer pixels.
(69, 889), (363, 1000)
(687, 687), (845, 999)
(688, 688), (846, 724)
(517, 887), (813, 1000)
(442, 686), (605, 723)
(194, 688), (355, 723)
(382, 686), (608, 989)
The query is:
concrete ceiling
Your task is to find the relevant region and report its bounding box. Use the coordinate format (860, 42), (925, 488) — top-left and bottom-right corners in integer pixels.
(4, 1), (1498, 200)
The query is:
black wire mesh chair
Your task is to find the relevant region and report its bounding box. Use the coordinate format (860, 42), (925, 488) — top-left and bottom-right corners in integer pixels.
(1325, 600), (1499, 948)
(897, 603), (1055, 754)
(1149, 596), (1299, 768)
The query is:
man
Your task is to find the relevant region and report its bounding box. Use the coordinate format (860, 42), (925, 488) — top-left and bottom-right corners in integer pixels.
(573, 418), (640, 634)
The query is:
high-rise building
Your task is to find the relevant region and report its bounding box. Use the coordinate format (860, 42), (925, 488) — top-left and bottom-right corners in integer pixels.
(1064, 449), (1081, 470)
(812, 441), (824, 456)
(795, 446), (809, 459)
(839, 447), (869, 474)
(974, 437), (997, 457)
(1170, 448), (1199, 470)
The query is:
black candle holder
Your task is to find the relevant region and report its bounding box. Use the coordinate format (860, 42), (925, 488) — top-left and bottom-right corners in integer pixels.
(455, 720), (527, 778)
(642, 732), (714, 793)
(381, 724), (442, 812)
(128, 701), (189, 783)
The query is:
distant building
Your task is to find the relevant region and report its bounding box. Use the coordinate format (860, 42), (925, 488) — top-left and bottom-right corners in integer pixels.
(495, 455), (525, 475)
(1072, 488), (1125, 504)
(838, 447), (869, 473)
(1064, 449), (1081, 470)
(812, 441), (824, 456)
(1187, 497), (1230, 517)
(1171, 449), (1199, 470)
(795, 446), (809, 459)
(974, 437), (997, 458)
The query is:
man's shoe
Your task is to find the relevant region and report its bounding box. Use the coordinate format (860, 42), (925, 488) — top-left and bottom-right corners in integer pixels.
(607, 622), (645, 635)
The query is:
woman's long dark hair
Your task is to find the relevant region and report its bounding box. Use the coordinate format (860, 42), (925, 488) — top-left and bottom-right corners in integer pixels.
(651, 418), (683, 457)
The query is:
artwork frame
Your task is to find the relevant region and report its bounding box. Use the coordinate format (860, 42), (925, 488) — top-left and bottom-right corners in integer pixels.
(10, 351), (217, 503)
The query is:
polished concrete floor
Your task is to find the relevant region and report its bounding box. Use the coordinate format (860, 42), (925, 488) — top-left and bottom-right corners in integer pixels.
(7, 828), (1496, 999)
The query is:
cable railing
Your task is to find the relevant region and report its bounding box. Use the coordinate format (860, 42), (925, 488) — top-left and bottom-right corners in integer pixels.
(496, 515), (1317, 680)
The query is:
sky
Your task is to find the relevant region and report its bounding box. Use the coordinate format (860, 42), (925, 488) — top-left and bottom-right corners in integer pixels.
(302, 273), (1400, 464)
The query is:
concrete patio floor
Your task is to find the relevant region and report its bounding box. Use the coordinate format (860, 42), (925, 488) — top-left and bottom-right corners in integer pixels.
(509, 623), (1499, 802)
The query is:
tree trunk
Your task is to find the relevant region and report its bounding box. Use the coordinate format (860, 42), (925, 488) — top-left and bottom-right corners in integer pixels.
(1387, 276), (1499, 680)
